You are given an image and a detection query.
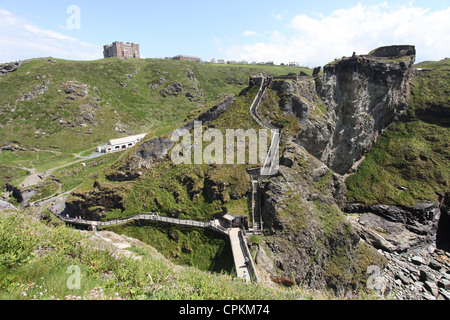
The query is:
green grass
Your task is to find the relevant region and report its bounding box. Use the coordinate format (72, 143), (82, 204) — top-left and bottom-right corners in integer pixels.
(53, 153), (119, 193)
(0, 150), (75, 172)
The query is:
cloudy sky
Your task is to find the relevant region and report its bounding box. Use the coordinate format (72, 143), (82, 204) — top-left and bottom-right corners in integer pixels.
(0, 0), (449, 66)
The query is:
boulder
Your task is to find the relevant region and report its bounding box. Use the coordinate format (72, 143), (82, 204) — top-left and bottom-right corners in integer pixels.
(438, 288), (450, 300)
(424, 281), (439, 297)
(395, 271), (411, 285)
(412, 256), (425, 266)
(438, 278), (450, 290)
(419, 269), (435, 282)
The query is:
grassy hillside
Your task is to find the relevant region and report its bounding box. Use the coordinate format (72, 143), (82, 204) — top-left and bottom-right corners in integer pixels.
(0, 209), (353, 300)
(66, 88), (264, 222)
(345, 59), (449, 206)
(0, 57), (304, 188)
(0, 57), (304, 152)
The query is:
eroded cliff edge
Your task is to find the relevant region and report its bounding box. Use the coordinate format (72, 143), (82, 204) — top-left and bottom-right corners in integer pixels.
(289, 45), (416, 175)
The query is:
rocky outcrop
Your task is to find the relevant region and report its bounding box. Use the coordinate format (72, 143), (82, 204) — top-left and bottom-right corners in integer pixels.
(61, 81), (89, 100)
(5, 183), (37, 205)
(160, 82), (183, 97)
(254, 142), (379, 291)
(345, 202), (440, 251)
(64, 182), (126, 220)
(159, 69), (204, 101)
(0, 61), (24, 75)
(270, 78), (318, 126)
(346, 192), (450, 253)
(251, 46), (447, 295)
(19, 84), (49, 101)
(0, 200), (16, 211)
(280, 46), (416, 175)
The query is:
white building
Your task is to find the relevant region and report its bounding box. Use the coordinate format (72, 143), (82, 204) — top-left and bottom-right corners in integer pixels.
(96, 133), (147, 153)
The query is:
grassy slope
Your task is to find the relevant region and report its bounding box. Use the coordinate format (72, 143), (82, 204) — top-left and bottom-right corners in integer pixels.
(78, 88), (263, 219)
(345, 59), (449, 206)
(0, 210), (344, 300)
(0, 57), (303, 187)
(66, 88), (265, 270)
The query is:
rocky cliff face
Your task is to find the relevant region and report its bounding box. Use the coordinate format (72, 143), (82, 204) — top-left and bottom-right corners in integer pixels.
(287, 46), (416, 175)
(254, 46), (450, 298)
(252, 45), (441, 288)
(254, 141), (384, 291)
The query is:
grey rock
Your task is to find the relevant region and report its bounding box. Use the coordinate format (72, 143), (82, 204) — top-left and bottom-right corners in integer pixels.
(421, 291), (436, 300)
(428, 259), (444, 271)
(411, 256), (425, 265)
(395, 272), (411, 285)
(424, 281), (439, 297)
(160, 81), (183, 97)
(293, 48), (415, 175)
(312, 66), (321, 76)
(0, 61), (22, 75)
(62, 81), (89, 99)
(19, 85), (49, 101)
(438, 278), (450, 290)
(419, 269), (436, 282)
(438, 288), (450, 300)
(349, 212), (425, 252)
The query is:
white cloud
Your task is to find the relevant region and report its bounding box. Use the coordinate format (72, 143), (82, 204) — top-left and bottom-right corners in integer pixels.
(242, 30), (261, 37)
(226, 3), (450, 66)
(0, 9), (102, 63)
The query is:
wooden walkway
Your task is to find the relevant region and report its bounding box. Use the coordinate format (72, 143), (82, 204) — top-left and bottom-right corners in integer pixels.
(57, 213), (227, 234)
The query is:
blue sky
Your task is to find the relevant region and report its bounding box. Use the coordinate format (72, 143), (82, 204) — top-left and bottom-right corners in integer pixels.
(1, 0), (449, 65)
